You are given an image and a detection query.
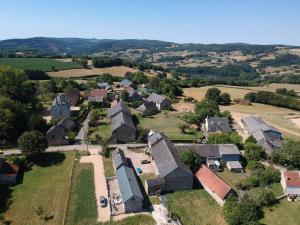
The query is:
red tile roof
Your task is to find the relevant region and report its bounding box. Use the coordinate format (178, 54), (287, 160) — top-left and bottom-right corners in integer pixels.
(284, 171), (300, 187)
(195, 165), (232, 200)
(90, 89), (107, 97)
(0, 161), (19, 175)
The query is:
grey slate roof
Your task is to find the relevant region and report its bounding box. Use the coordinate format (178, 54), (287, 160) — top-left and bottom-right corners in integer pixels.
(111, 111), (135, 132)
(107, 101), (131, 118)
(120, 79), (133, 87)
(242, 116), (282, 150)
(116, 165), (144, 203)
(227, 161), (243, 169)
(112, 148), (128, 169)
(242, 116), (280, 133)
(57, 118), (74, 130)
(136, 101), (157, 113)
(175, 144), (240, 159)
(52, 93), (71, 107)
(147, 93), (167, 104)
(148, 132), (193, 178)
(206, 117), (232, 133)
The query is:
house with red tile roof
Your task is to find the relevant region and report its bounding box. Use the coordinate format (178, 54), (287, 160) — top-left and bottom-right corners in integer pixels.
(195, 165), (234, 206)
(281, 170), (300, 197)
(67, 89), (80, 106)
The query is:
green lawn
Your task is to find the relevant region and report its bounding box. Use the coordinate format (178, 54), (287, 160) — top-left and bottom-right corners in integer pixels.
(103, 157), (115, 177)
(168, 189), (227, 225)
(65, 160), (97, 225)
(262, 200), (300, 225)
(217, 170), (248, 191)
(139, 111), (202, 142)
(1, 152), (75, 225)
(0, 58), (81, 71)
(101, 215), (155, 225)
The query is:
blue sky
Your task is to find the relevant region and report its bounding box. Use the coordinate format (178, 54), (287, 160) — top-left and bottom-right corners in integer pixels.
(1, 0), (300, 45)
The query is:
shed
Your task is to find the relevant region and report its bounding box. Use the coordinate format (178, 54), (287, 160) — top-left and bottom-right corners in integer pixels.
(145, 177), (165, 196)
(226, 161), (243, 172)
(112, 148), (128, 171)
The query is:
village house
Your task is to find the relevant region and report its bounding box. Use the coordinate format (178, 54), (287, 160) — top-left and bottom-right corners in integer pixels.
(148, 131), (193, 192)
(147, 93), (171, 110)
(97, 82), (112, 90)
(120, 79), (133, 88)
(88, 89), (108, 103)
(176, 144), (242, 171)
(195, 165), (234, 206)
(241, 116), (282, 153)
(203, 117), (232, 133)
(136, 101), (158, 116)
(107, 102), (136, 142)
(111, 148), (144, 212)
(126, 86), (142, 101)
(67, 89), (80, 106)
(50, 93), (71, 121)
(46, 118), (74, 145)
(281, 170), (300, 198)
(0, 158), (19, 185)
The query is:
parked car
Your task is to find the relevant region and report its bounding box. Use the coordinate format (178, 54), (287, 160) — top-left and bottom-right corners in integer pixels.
(0, 150), (3, 154)
(136, 167), (143, 174)
(140, 159), (151, 164)
(100, 196), (107, 207)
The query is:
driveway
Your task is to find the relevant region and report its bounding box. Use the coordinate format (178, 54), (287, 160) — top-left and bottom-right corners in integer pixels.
(80, 146), (111, 222)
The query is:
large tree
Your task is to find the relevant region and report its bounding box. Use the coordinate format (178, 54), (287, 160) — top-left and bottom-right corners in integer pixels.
(205, 88), (222, 103)
(17, 131), (48, 157)
(180, 150), (201, 172)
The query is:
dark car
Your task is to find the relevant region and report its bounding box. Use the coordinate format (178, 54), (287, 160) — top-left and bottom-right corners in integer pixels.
(100, 196), (107, 207)
(140, 159), (151, 164)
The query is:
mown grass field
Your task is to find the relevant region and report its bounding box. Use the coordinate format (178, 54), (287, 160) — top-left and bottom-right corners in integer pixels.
(2, 152), (75, 225)
(262, 200), (300, 225)
(65, 161), (97, 225)
(168, 189), (226, 225)
(217, 170), (247, 191)
(138, 111), (202, 142)
(0, 57), (81, 71)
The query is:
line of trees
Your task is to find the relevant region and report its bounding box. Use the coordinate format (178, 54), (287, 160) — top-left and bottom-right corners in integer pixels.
(244, 91), (300, 111)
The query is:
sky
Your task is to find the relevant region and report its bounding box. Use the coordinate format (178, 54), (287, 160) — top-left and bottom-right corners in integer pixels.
(1, 0), (300, 45)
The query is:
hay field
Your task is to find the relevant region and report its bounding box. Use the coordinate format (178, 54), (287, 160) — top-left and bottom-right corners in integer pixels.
(48, 66), (154, 78)
(183, 83), (300, 101)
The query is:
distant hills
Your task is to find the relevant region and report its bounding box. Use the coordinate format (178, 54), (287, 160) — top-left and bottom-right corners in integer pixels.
(0, 37), (298, 55)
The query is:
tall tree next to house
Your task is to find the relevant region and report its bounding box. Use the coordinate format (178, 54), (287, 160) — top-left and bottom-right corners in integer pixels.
(18, 131), (48, 157)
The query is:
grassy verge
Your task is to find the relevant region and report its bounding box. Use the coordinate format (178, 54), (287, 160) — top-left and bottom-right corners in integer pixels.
(65, 157), (97, 225)
(1, 151), (75, 225)
(168, 189), (226, 225)
(103, 157), (115, 177)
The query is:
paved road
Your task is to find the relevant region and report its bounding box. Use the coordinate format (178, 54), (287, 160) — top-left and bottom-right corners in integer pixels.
(80, 146), (111, 222)
(76, 111), (91, 142)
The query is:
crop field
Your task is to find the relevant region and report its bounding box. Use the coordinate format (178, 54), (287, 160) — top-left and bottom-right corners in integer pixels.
(183, 83), (300, 100)
(2, 152), (75, 225)
(47, 66), (155, 78)
(0, 57), (81, 71)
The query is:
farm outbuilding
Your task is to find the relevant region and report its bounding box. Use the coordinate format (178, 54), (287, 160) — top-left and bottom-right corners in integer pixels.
(145, 177), (165, 196)
(148, 131), (193, 191)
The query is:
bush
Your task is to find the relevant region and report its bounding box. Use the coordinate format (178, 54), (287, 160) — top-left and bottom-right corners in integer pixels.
(255, 189), (276, 207)
(180, 150), (202, 172)
(244, 143), (264, 161)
